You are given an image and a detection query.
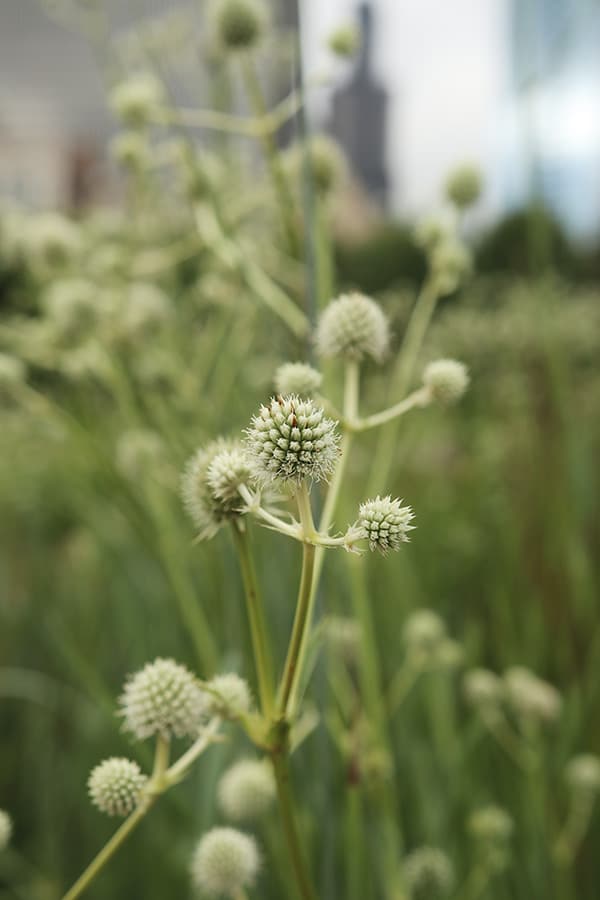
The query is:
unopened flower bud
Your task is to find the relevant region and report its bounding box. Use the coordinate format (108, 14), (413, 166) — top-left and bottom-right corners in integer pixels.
(359, 496), (414, 554)
(445, 165), (483, 209)
(316, 293), (390, 363)
(88, 758), (148, 817)
(218, 758), (276, 822)
(274, 362), (322, 398)
(205, 673), (253, 719)
(423, 359), (469, 404)
(213, 0), (266, 51)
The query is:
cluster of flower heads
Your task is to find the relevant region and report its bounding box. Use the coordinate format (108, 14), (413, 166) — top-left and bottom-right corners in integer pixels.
(402, 609), (463, 670)
(463, 664), (562, 726)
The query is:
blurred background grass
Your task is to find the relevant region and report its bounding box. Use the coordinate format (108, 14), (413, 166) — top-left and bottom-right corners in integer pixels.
(1, 1), (600, 899)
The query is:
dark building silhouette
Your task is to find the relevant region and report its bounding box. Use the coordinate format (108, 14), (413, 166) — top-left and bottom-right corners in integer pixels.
(329, 2), (389, 209)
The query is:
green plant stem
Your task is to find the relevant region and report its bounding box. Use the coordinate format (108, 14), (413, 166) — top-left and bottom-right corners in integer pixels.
(554, 793), (595, 867)
(231, 520), (276, 717)
(367, 276), (441, 496)
(355, 386), (430, 432)
(287, 361), (359, 714)
(278, 486), (317, 718)
(271, 748), (318, 900)
(61, 735), (170, 900)
(240, 55), (299, 256)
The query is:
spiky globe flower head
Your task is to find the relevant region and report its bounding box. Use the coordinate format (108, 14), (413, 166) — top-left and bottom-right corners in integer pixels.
(110, 131), (150, 171)
(213, 0), (267, 51)
(182, 439), (251, 540)
(445, 164), (483, 209)
(274, 362), (322, 397)
(423, 359), (470, 404)
(88, 758), (148, 817)
(404, 846), (455, 898)
(358, 496), (414, 554)
(316, 292), (390, 363)
(119, 658), (207, 741)
(430, 238), (472, 293)
(218, 758), (276, 822)
(469, 806), (513, 843)
(191, 827), (260, 897)
(403, 609), (446, 660)
(109, 73), (165, 128)
(328, 23), (361, 57)
(503, 666), (562, 724)
(0, 810), (12, 851)
(245, 395), (340, 487)
(565, 754), (600, 795)
(204, 673), (253, 719)
(463, 668), (504, 710)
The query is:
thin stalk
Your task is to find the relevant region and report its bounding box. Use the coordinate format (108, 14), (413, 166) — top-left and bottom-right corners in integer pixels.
(231, 521), (276, 717)
(62, 736), (169, 900)
(554, 794), (595, 866)
(278, 485), (317, 717)
(287, 361), (358, 714)
(240, 55), (299, 255)
(271, 749), (318, 900)
(355, 387), (430, 432)
(367, 277), (441, 496)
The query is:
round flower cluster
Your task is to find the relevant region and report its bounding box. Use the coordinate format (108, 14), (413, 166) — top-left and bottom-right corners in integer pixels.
(109, 73), (165, 127)
(0, 352), (26, 389)
(0, 809), (12, 851)
(414, 212), (456, 253)
(286, 135), (347, 197)
(191, 827), (260, 897)
(469, 805), (513, 842)
(218, 758), (276, 822)
(119, 658), (207, 740)
(463, 668), (504, 711)
(115, 428), (165, 481)
(503, 666), (562, 724)
(213, 0), (266, 50)
(316, 293), (389, 363)
(423, 359), (470, 404)
(565, 754), (600, 795)
(445, 164), (483, 209)
(274, 362), (322, 397)
(403, 609), (445, 656)
(430, 238), (472, 293)
(358, 496), (414, 554)
(245, 395), (340, 486)
(110, 131), (150, 171)
(205, 673), (253, 719)
(181, 439), (251, 539)
(328, 23), (360, 57)
(404, 846), (454, 897)
(88, 758), (148, 817)
(24, 212), (82, 272)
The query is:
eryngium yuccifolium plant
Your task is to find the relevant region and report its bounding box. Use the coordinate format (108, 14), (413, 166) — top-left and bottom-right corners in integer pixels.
(217, 758), (276, 822)
(274, 361), (323, 397)
(358, 496), (414, 554)
(288, 135), (347, 196)
(445, 164), (483, 208)
(324, 616), (361, 663)
(213, 0), (266, 50)
(316, 292), (390, 363)
(23, 212), (82, 272)
(181, 439), (250, 540)
(503, 666), (562, 724)
(404, 846), (455, 898)
(0, 352), (26, 388)
(565, 754), (600, 795)
(423, 359), (470, 404)
(403, 609), (446, 657)
(245, 395), (340, 486)
(108, 73), (165, 128)
(468, 805), (514, 844)
(205, 673), (253, 719)
(88, 758), (148, 817)
(430, 238), (472, 292)
(0, 810), (12, 851)
(463, 668), (504, 710)
(119, 658), (207, 740)
(327, 22), (361, 57)
(191, 827), (260, 897)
